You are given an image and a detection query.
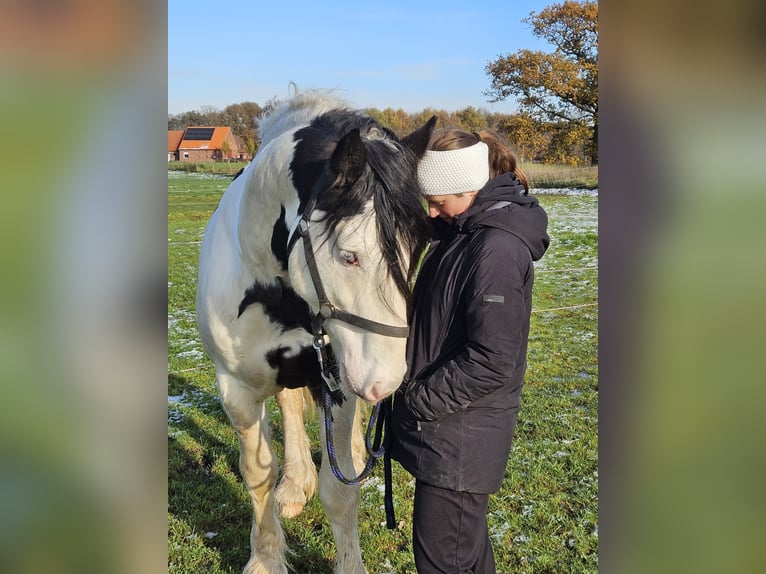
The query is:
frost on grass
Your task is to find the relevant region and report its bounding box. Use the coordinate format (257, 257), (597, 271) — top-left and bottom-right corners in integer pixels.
(361, 475), (384, 493)
(177, 349), (204, 360)
(168, 394), (186, 425)
(169, 309), (206, 364)
(168, 387), (220, 426)
(489, 518), (511, 544)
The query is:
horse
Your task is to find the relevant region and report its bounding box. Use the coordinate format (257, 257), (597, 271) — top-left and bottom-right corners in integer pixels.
(196, 88), (435, 574)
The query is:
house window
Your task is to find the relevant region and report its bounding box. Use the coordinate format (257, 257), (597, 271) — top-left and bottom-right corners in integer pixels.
(183, 152), (189, 159)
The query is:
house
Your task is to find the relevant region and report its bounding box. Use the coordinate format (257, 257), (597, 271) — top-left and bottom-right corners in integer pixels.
(169, 126), (251, 162)
(233, 135), (251, 161)
(168, 130), (184, 161)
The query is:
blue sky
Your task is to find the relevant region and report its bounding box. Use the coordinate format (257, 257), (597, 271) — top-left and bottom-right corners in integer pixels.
(168, 0), (553, 116)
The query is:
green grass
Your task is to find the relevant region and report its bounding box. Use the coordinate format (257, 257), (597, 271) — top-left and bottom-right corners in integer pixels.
(168, 173), (598, 573)
(523, 164), (598, 190)
(169, 161), (249, 176)
(168, 161), (598, 190)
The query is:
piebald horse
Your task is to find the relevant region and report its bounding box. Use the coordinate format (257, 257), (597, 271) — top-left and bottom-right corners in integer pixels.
(196, 89), (434, 573)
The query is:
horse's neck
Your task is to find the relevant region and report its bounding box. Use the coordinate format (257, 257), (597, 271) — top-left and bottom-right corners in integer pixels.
(235, 139), (301, 281)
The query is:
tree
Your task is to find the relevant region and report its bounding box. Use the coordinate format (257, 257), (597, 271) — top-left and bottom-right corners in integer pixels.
(543, 121), (592, 165)
(484, 1), (598, 164)
(497, 114), (550, 163)
(366, 107), (414, 137)
(410, 108), (451, 132)
(450, 106), (488, 132)
(220, 139), (232, 162)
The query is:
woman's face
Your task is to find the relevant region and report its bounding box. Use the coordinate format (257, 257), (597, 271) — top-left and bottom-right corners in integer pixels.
(425, 192), (478, 222)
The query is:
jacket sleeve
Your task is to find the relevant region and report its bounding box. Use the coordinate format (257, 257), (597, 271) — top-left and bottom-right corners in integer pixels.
(405, 231), (531, 421)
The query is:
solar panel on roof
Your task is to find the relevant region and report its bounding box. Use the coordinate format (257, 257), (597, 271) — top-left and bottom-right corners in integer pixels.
(184, 127), (215, 140)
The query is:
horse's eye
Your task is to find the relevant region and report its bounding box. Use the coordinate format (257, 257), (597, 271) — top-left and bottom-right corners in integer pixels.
(340, 251), (358, 266)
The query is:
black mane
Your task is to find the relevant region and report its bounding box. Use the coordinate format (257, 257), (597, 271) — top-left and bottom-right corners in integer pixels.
(290, 110), (429, 299)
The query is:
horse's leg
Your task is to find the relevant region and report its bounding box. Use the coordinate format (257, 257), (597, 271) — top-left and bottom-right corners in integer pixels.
(318, 396), (368, 574)
(218, 372), (287, 574)
(274, 387), (317, 518)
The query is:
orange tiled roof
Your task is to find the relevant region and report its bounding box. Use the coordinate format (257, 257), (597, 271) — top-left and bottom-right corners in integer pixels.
(178, 126), (233, 150)
(168, 130), (184, 152)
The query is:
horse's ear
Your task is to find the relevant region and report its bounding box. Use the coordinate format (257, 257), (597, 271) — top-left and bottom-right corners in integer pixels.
(401, 115), (437, 159)
(329, 128), (367, 188)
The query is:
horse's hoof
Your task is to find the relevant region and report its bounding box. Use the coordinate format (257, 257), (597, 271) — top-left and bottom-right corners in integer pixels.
(243, 556), (288, 574)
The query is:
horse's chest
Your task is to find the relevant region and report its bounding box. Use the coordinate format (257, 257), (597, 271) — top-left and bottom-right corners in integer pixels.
(233, 279), (322, 395)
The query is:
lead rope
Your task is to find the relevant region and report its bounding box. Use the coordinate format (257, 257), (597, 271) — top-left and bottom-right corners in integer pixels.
(322, 384), (384, 485)
(321, 384), (397, 529)
(382, 396), (396, 529)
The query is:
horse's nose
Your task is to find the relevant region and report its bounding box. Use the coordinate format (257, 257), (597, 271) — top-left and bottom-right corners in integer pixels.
(364, 384), (390, 404)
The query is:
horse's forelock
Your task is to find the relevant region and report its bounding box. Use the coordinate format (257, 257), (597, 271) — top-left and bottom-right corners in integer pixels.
(291, 108), (429, 299)
(323, 129), (429, 299)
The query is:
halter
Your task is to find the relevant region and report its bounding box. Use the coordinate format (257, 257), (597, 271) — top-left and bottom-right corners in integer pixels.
(285, 167), (403, 525)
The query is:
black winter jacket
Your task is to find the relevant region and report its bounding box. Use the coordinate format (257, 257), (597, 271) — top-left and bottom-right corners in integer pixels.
(390, 173), (549, 493)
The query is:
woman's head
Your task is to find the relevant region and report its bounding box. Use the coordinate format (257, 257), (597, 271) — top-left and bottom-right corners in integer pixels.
(417, 128), (528, 221)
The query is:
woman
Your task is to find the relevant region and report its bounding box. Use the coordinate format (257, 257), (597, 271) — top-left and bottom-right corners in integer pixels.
(391, 128), (549, 573)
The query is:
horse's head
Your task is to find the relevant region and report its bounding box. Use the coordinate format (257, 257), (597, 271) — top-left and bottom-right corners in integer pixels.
(287, 113), (435, 403)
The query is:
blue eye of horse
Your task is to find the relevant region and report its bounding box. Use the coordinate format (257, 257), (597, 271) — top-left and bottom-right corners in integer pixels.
(341, 251), (358, 265)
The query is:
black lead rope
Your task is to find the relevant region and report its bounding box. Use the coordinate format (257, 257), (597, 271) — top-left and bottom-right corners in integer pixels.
(320, 383), (398, 529)
(382, 396), (397, 529)
(322, 384), (382, 485)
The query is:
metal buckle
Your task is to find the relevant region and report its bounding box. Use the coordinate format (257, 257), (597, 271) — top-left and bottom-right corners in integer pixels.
(312, 334), (339, 392)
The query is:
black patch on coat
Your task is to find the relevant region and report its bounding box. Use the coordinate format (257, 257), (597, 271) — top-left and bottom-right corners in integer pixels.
(271, 205), (289, 270)
(236, 276), (311, 332)
(265, 345), (344, 406)
(232, 167), (245, 180)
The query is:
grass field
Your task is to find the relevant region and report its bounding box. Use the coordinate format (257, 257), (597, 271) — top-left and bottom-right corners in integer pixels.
(168, 161), (598, 190)
(168, 171), (598, 573)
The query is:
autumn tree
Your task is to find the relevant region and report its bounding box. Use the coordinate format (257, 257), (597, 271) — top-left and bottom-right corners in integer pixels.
(450, 106), (488, 132)
(366, 107), (414, 137)
(221, 102), (262, 156)
(485, 1), (598, 164)
(543, 121), (592, 165)
(410, 108), (451, 132)
(497, 114), (550, 163)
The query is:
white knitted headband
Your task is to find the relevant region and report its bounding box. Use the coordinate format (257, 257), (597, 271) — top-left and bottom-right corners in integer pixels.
(417, 141), (490, 196)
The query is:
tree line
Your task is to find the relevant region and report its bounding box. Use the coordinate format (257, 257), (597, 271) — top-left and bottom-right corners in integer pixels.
(168, 103), (592, 166)
(169, 1), (597, 165)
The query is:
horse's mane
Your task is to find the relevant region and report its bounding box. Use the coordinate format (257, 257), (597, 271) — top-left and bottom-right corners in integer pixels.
(263, 87), (429, 301)
(257, 88), (350, 146)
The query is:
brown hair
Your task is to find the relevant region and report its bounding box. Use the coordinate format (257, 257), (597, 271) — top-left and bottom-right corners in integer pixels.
(427, 128), (529, 193)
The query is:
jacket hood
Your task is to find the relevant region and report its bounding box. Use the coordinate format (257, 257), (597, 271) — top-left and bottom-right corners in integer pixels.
(450, 172), (550, 261)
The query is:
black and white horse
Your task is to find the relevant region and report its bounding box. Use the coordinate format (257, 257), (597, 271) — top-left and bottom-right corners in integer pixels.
(196, 89), (434, 573)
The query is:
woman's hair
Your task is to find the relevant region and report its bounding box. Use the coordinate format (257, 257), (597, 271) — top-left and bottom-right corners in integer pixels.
(427, 128), (529, 193)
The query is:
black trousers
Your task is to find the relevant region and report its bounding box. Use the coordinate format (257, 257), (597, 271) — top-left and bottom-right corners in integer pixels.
(412, 480), (496, 574)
